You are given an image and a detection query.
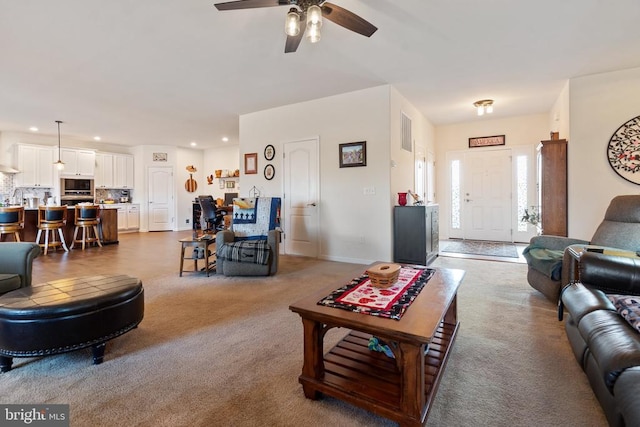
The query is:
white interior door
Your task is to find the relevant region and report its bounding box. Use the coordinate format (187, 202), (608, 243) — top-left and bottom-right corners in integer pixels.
(462, 150), (512, 241)
(148, 166), (174, 231)
(283, 138), (319, 257)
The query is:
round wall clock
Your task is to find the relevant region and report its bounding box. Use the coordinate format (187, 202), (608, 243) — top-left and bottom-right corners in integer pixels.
(264, 164), (275, 180)
(607, 115), (640, 185)
(264, 144), (275, 161)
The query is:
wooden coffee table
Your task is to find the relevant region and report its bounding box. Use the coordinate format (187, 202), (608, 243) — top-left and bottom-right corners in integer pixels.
(289, 264), (464, 427)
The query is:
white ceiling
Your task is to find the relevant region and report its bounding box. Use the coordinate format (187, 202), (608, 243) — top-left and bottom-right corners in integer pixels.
(1, 0), (640, 149)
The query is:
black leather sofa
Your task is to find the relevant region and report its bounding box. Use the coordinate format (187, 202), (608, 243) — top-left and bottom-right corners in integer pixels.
(560, 252), (640, 427)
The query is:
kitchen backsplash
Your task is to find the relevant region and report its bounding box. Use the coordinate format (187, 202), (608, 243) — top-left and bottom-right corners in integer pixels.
(95, 188), (133, 203)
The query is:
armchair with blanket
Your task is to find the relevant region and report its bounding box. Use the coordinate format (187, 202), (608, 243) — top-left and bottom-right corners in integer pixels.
(216, 197), (281, 276)
(523, 195), (640, 302)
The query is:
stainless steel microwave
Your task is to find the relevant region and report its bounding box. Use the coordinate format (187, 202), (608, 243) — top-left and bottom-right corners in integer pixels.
(62, 178), (94, 192)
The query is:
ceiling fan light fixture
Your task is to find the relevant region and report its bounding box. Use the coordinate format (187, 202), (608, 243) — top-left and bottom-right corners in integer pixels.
(473, 99), (494, 116)
(307, 4), (322, 29)
(307, 25), (321, 43)
(285, 8), (300, 37)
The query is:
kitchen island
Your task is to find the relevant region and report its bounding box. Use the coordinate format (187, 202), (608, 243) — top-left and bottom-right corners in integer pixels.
(18, 205), (119, 246)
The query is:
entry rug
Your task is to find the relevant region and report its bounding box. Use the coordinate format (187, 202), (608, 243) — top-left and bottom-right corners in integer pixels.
(317, 267), (435, 320)
(441, 239), (519, 258)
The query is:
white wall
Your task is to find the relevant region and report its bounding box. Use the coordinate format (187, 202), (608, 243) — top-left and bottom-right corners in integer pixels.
(550, 81), (570, 140)
(203, 145), (240, 201)
(435, 114), (549, 240)
(241, 85), (396, 264)
(389, 87), (436, 203)
(568, 66), (640, 239)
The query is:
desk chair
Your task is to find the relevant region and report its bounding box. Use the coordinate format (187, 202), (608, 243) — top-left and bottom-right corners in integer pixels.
(197, 195), (225, 233)
(35, 206), (69, 255)
(72, 205), (102, 250)
(0, 206), (24, 242)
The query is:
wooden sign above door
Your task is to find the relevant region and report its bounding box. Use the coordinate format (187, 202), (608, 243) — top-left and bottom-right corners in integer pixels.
(468, 135), (505, 148)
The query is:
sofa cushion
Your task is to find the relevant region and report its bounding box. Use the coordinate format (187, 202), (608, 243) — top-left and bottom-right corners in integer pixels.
(608, 294), (640, 333)
(0, 274), (21, 295)
(578, 309), (640, 391)
(562, 283), (616, 324)
(219, 240), (270, 265)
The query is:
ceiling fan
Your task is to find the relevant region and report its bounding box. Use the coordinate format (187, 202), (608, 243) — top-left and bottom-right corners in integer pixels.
(213, 0), (377, 53)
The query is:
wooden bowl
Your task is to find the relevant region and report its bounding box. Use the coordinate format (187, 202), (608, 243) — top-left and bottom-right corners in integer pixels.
(366, 263), (401, 288)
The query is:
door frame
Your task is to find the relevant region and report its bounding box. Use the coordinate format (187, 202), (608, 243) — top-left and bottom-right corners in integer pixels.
(282, 137), (320, 257)
(445, 145), (537, 243)
(147, 166), (175, 232)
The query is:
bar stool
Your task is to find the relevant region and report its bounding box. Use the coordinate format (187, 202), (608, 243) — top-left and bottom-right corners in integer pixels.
(72, 205), (102, 250)
(35, 206), (69, 255)
(0, 206), (24, 242)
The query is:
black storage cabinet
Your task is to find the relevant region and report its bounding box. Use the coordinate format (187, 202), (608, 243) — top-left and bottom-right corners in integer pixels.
(393, 205), (439, 266)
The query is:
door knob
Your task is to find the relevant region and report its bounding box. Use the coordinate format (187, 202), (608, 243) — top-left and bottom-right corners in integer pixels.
(465, 199), (472, 202)
(307, 202), (317, 207)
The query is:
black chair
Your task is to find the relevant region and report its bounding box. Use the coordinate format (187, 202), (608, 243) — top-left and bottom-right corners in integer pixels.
(197, 196), (225, 233)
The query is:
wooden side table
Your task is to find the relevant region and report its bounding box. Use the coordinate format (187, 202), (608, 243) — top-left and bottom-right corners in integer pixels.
(179, 236), (216, 277)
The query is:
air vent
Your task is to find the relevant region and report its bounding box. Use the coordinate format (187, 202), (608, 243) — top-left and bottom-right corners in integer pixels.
(402, 112), (412, 152)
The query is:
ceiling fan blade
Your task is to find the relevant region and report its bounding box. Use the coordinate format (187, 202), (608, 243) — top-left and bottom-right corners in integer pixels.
(321, 2), (377, 37)
(284, 19), (306, 53)
(214, 0), (287, 11)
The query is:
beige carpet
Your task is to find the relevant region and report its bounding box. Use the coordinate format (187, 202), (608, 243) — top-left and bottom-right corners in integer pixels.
(0, 256), (607, 426)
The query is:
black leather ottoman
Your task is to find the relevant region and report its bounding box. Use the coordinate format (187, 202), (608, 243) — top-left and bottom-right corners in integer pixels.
(0, 274), (144, 372)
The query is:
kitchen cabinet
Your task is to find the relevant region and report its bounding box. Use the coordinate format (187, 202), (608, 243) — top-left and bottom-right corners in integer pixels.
(393, 205), (439, 266)
(14, 144), (55, 188)
(114, 154), (134, 189)
(95, 153), (114, 188)
(60, 148), (96, 177)
(538, 139), (567, 236)
(117, 204), (140, 232)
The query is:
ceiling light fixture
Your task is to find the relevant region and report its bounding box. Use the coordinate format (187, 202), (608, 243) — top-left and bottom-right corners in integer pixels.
(54, 120), (65, 171)
(94, 136), (101, 141)
(306, 4), (323, 43)
(222, 137), (229, 142)
(474, 99), (494, 116)
(285, 8), (300, 37)
(29, 126), (39, 132)
(190, 141), (197, 147)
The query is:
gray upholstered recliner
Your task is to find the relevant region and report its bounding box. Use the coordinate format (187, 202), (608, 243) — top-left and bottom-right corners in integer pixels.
(216, 229), (280, 276)
(215, 197), (281, 276)
(524, 195), (640, 302)
(0, 242), (40, 294)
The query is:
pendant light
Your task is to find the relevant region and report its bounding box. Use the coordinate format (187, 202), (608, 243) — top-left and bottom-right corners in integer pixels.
(54, 120), (65, 171)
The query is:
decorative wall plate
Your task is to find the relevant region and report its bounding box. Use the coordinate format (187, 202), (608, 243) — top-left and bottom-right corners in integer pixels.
(607, 115), (640, 185)
(264, 144), (275, 161)
(264, 164), (275, 180)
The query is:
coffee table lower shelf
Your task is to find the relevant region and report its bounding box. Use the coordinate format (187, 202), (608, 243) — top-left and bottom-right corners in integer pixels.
(299, 320), (459, 426)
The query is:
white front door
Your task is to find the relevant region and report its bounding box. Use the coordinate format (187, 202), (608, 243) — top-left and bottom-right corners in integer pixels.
(462, 150), (512, 241)
(283, 138), (319, 257)
(148, 166), (174, 231)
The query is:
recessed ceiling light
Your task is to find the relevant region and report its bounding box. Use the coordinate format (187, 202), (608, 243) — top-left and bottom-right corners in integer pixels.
(222, 137), (229, 142)
(190, 141), (197, 147)
(94, 136), (101, 141)
(29, 126), (38, 132)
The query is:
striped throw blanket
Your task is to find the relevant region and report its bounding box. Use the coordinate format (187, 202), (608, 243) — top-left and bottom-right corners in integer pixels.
(220, 240), (270, 265)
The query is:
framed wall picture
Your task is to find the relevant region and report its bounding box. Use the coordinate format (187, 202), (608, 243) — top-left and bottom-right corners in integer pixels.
(468, 135), (505, 148)
(264, 164), (275, 180)
(153, 152), (167, 162)
(339, 141), (367, 168)
(264, 144), (275, 161)
(244, 153), (258, 174)
(226, 180), (235, 189)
